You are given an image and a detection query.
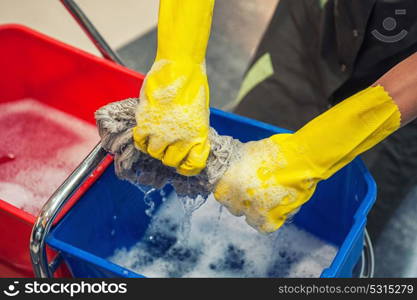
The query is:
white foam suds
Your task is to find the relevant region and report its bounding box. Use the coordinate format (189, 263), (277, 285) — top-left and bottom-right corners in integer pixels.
(0, 99), (99, 215)
(108, 193), (338, 278)
(214, 138), (298, 233)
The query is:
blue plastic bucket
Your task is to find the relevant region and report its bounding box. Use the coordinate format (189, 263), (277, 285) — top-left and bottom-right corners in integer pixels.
(46, 108), (377, 278)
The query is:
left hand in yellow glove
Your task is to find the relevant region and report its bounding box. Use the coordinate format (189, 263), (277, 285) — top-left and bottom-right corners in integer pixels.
(133, 0), (215, 176)
(214, 85), (401, 233)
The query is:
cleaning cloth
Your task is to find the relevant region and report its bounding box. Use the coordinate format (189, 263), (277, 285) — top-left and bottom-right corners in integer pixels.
(95, 98), (242, 198)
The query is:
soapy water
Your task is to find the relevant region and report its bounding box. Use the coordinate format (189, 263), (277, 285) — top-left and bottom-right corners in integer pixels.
(176, 194), (206, 245)
(0, 99), (99, 215)
(136, 184), (158, 217)
(108, 193), (338, 278)
(136, 183), (207, 244)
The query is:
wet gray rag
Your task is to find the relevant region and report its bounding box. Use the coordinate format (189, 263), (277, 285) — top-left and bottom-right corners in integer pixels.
(95, 98), (242, 197)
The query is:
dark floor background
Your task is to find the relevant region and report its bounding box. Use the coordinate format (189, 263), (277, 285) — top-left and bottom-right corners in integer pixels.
(116, 0), (417, 278)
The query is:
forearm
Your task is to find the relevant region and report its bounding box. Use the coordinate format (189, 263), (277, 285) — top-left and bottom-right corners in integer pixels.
(374, 52), (417, 126)
(156, 0), (215, 64)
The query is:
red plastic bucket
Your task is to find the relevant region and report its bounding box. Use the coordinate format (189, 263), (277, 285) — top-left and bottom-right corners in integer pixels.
(0, 24), (144, 277)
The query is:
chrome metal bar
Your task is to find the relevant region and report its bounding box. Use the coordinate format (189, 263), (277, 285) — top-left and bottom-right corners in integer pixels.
(30, 144), (108, 277)
(31, 0), (128, 278)
(363, 229), (375, 278)
(358, 229), (375, 278)
(49, 252), (64, 274)
(60, 0), (125, 65)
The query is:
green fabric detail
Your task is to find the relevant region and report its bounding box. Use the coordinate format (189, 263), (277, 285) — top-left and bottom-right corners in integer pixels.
(234, 52), (274, 106)
(319, 0), (328, 9)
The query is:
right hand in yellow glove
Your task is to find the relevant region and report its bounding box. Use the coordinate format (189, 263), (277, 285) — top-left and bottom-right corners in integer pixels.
(134, 60), (210, 177)
(133, 0), (215, 176)
(214, 85), (401, 233)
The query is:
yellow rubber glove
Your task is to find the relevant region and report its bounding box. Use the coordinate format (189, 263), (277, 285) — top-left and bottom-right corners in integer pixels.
(214, 86), (401, 233)
(133, 0), (215, 176)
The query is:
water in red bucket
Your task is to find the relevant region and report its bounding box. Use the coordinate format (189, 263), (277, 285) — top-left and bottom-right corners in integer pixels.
(0, 99), (99, 215)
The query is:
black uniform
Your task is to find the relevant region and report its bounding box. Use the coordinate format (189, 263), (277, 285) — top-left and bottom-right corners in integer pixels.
(234, 0), (417, 240)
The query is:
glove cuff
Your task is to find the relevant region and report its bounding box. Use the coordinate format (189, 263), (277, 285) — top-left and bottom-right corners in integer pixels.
(292, 85), (401, 180)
